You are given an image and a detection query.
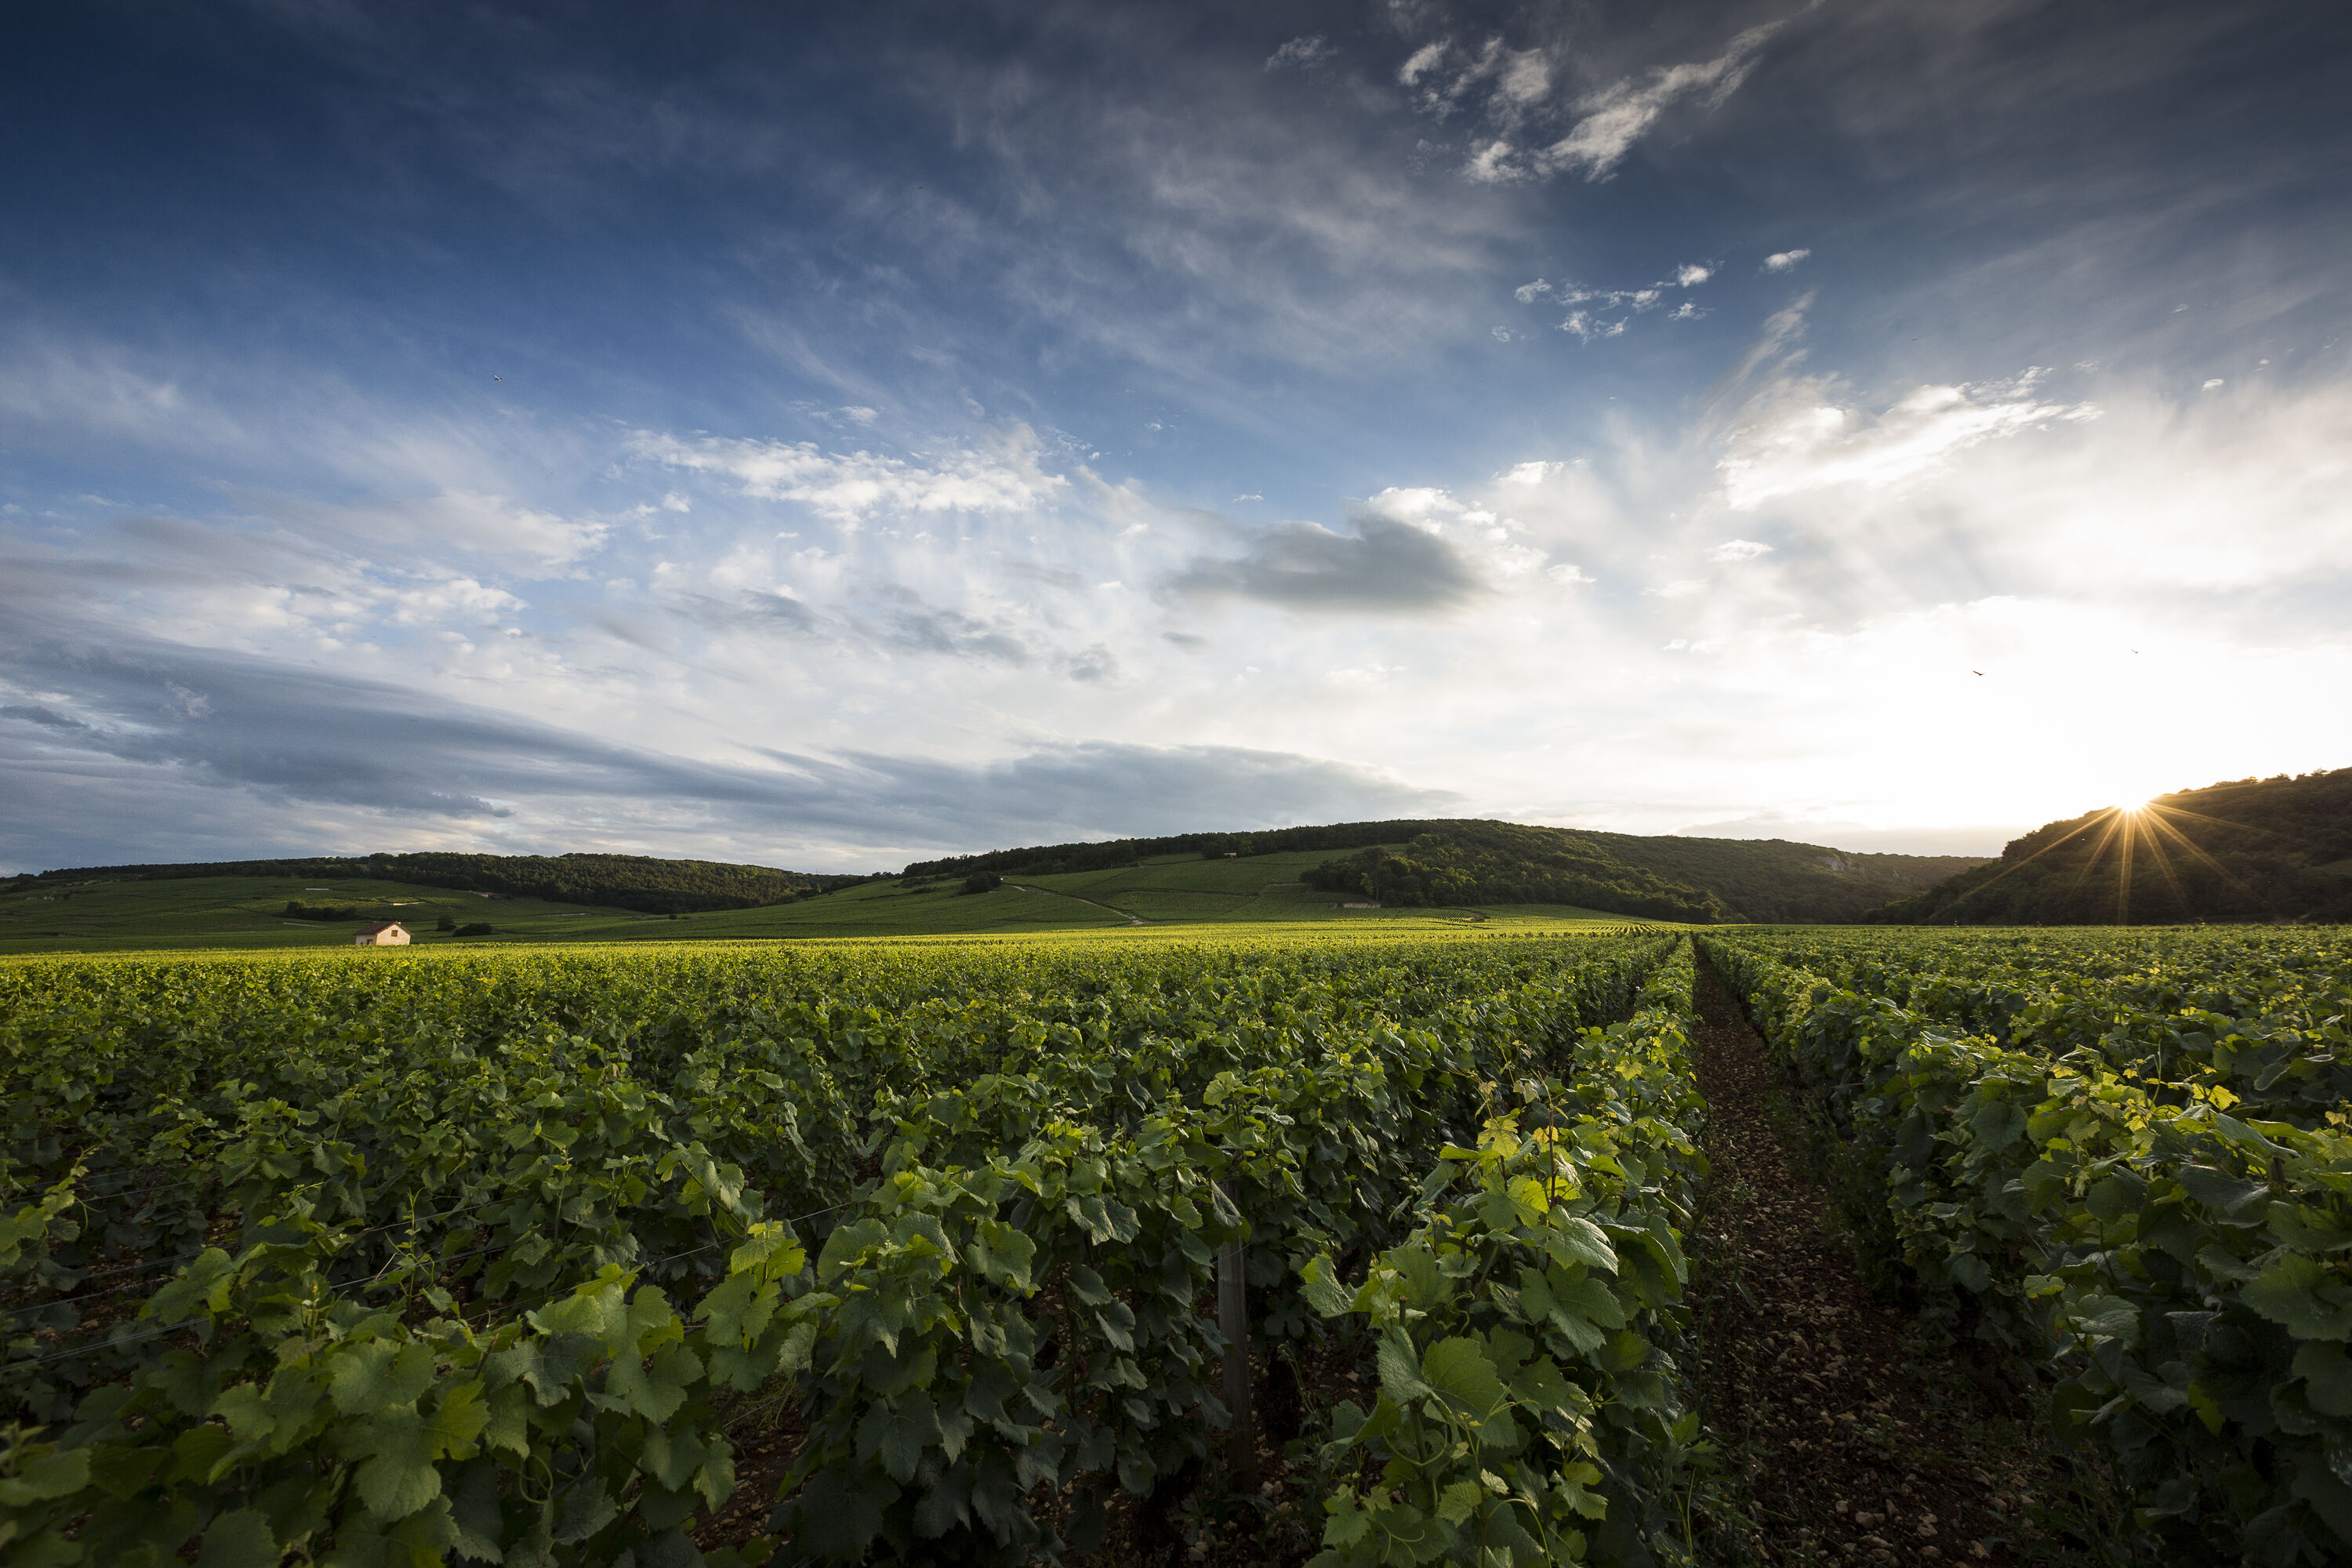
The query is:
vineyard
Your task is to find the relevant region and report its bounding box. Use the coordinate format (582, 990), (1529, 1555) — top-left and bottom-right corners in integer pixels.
(0, 929), (1708, 1567)
(3, 924), (2350, 1566)
(1697, 925), (2352, 1566)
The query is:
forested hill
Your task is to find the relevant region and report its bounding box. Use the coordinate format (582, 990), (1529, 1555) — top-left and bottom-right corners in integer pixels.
(915, 818), (1989, 924)
(1867, 768), (2352, 925)
(1564, 829), (1987, 924)
(1301, 821), (1985, 924)
(4, 852), (867, 915)
(901, 819), (1470, 880)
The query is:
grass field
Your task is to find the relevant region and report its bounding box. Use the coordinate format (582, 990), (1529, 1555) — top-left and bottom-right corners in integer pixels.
(0, 848), (1664, 954)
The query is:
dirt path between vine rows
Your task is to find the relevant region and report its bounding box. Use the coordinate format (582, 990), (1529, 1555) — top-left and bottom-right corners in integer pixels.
(1689, 957), (2056, 1566)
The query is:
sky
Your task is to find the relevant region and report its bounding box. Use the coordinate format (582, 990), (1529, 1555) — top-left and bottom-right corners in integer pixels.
(3, 0), (2349, 874)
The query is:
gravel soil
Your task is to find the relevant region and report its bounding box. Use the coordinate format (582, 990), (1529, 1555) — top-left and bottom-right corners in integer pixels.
(1687, 956), (2073, 1566)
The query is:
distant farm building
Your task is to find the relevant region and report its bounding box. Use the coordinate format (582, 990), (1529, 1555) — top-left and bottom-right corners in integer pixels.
(354, 921), (411, 946)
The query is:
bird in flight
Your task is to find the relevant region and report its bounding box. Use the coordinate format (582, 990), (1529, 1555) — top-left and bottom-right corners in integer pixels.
(493, 374), (503, 381)
(1972, 670), (1984, 676)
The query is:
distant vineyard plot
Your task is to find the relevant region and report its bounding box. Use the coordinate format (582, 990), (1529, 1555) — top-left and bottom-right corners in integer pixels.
(0, 851), (1661, 954)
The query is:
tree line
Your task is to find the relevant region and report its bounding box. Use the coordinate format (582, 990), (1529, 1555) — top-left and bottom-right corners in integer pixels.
(1303, 821), (1733, 923)
(5, 851), (872, 916)
(900, 819), (1475, 880)
(1869, 767), (2352, 924)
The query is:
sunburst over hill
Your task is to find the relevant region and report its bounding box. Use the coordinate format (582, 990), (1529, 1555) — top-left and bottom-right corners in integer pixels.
(1869, 768), (2352, 924)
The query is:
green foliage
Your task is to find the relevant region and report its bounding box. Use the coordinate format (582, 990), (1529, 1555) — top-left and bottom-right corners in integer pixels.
(1869, 766), (2352, 924)
(1300, 948), (1709, 1567)
(1, 928), (1698, 1566)
(281, 903), (361, 922)
(0, 1222), (811, 1567)
(1702, 927), (2352, 1564)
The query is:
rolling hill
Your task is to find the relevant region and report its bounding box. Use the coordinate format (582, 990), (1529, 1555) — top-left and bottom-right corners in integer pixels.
(1, 851), (864, 915)
(0, 815), (2000, 954)
(1867, 768), (2352, 924)
(913, 818), (1986, 926)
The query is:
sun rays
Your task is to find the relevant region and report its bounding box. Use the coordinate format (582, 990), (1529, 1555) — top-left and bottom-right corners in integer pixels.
(2063, 797), (2271, 922)
(1929, 791), (2281, 924)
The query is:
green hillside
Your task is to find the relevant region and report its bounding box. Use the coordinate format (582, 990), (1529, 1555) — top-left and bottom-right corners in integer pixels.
(2, 850), (860, 914)
(1568, 829), (1987, 923)
(1300, 821), (1981, 924)
(0, 813), (2000, 954)
(1853, 771), (2352, 926)
(899, 819), (1466, 879)
(1303, 822), (1731, 921)
(0, 865), (1646, 954)
(0, 874), (649, 954)
(1867, 768), (2352, 925)
(917, 818), (1984, 926)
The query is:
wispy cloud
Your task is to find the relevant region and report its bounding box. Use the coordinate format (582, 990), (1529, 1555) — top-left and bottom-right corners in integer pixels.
(0, 612), (1453, 869)
(1265, 36), (1337, 72)
(1516, 260), (1717, 339)
(1717, 370), (2100, 510)
(1458, 23), (1782, 184)
(634, 428), (1067, 524)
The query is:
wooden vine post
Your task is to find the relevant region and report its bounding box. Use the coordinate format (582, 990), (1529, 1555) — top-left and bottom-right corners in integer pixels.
(1216, 1178), (1259, 1492)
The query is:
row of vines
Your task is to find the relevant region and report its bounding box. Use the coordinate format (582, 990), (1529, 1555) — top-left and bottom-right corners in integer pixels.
(2, 929), (1711, 1567)
(1698, 926), (2352, 1566)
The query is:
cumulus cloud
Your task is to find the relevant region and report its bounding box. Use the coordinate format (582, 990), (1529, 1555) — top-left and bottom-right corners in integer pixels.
(1675, 264), (1712, 287)
(1166, 515), (1483, 613)
(1763, 249), (1811, 272)
(1709, 539), (1773, 561)
(1166, 482), (1545, 614)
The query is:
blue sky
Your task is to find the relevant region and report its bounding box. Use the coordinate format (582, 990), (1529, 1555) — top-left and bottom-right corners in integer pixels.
(4, 0), (2348, 873)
